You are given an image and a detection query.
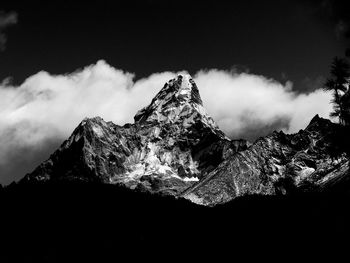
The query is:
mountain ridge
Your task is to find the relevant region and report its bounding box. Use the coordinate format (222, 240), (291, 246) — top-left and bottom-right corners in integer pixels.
(21, 75), (350, 206)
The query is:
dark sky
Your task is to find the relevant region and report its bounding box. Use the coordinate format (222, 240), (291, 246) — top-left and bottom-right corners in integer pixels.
(0, 0), (349, 91)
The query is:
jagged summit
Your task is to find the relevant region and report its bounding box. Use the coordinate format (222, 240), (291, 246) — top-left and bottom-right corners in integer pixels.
(24, 75), (241, 193)
(134, 74), (226, 141)
(22, 75), (349, 206)
(135, 74), (202, 122)
(177, 74), (203, 105)
(306, 114), (333, 131)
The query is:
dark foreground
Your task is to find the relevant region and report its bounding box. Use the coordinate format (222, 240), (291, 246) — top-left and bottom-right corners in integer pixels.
(1, 182), (350, 262)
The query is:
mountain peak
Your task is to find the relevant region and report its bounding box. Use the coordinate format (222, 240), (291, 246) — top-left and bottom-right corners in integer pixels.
(133, 74), (221, 130)
(174, 74), (202, 105)
(134, 75), (203, 124)
(306, 114), (333, 132)
(23, 74), (234, 186)
(22, 72), (348, 207)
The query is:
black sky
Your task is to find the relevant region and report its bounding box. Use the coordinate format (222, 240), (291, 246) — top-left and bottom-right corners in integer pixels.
(0, 0), (349, 91)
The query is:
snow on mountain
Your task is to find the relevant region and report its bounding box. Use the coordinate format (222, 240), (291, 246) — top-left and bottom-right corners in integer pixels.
(22, 76), (350, 206)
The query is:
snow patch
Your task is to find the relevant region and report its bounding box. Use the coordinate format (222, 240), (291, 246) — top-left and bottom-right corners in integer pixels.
(124, 163), (145, 180)
(184, 193), (205, 205)
(295, 167), (315, 184)
(179, 75), (192, 94)
(300, 167), (315, 178)
(183, 177), (199, 182)
(92, 125), (104, 137)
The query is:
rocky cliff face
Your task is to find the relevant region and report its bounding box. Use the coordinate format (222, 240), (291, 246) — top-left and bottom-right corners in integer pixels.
(184, 115), (349, 205)
(23, 75), (349, 205)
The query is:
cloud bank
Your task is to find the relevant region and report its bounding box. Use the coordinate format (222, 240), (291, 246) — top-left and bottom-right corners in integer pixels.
(195, 70), (332, 139)
(0, 61), (332, 184)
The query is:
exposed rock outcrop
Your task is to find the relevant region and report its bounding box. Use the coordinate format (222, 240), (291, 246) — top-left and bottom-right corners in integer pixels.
(22, 75), (349, 205)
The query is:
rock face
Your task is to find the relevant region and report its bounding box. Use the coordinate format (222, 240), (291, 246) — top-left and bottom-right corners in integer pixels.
(23, 75), (349, 206)
(23, 75), (249, 196)
(184, 115), (349, 205)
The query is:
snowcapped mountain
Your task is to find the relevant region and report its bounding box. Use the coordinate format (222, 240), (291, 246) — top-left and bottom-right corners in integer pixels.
(184, 114), (349, 205)
(22, 74), (349, 205)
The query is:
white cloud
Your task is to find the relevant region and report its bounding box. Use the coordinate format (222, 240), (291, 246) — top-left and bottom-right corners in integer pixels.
(0, 61), (332, 184)
(194, 69), (332, 138)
